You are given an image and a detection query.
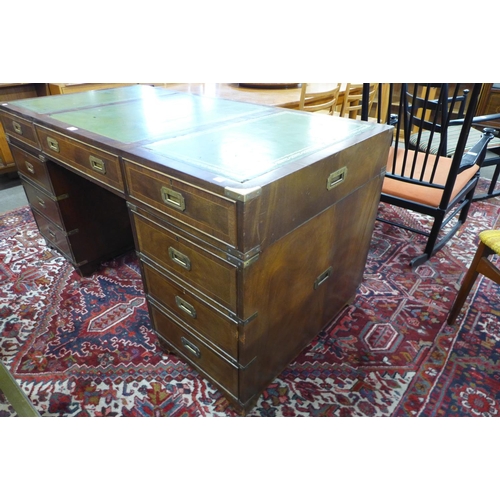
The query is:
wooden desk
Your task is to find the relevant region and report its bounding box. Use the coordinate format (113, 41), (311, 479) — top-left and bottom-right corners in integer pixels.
(0, 85), (392, 413)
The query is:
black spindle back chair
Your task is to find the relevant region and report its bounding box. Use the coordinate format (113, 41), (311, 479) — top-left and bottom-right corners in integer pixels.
(362, 83), (498, 268)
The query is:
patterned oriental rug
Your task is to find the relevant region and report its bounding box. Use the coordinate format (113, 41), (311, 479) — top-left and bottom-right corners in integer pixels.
(1, 180), (499, 417)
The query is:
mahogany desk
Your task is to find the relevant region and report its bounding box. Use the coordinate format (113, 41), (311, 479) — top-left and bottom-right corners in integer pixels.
(0, 85), (392, 413)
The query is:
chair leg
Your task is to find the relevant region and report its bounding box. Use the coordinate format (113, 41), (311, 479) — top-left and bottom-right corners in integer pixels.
(414, 189), (476, 268)
(487, 161), (500, 196)
(459, 186), (475, 222)
(447, 241), (495, 325)
(411, 210), (449, 268)
(423, 215), (444, 258)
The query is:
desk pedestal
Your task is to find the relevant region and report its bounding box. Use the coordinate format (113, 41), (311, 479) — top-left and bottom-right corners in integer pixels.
(0, 86), (392, 413)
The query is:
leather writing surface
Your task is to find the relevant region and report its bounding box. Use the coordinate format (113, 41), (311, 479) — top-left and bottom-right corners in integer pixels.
(48, 93), (266, 144)
(10, 88), (267, 145)
(144, 111), (372, 182)
(7, 85), (167, 115)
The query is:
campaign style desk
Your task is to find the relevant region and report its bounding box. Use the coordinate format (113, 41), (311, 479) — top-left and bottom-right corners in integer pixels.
(0, 85), (392, 414)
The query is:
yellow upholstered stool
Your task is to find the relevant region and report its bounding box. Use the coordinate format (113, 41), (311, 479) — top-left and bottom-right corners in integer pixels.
(448, 229), (500, 325)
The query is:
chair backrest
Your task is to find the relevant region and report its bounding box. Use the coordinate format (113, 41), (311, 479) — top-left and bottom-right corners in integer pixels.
(339, 83), (379, 119)
(380, 83), (484, 208)
(298, 83), (341, 114)
(404, 84), (470, 155)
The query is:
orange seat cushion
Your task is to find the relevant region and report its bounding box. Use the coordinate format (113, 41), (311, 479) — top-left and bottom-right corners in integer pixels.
(382, 147), (479, 207)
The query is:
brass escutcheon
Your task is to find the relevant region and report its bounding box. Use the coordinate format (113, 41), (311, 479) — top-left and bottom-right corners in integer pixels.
(314, 266), (333, 289)
(181, 337), (201, 358)
(89, 155), (106, 175)
(327, 166), (347, 190)
(175, 296), (197, 318)
(161, 186), (185, 211)
(47, 137), (60, 152)
(12, 121), (22, 135)
(168, 247), (191, 270)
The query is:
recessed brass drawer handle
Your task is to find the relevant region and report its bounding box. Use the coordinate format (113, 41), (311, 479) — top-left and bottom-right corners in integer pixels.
(161, 186), (185, 211)
(89, 155), (106, 175)
(175, 296), (197, 318)
(12, 121), (23, 135)
(48, 228), (56, 240)
(47, 137), (60, 153)
(314, 266), (333, 289)
(327, 166), (347, 190)
(25, 161), (35, 174)
(37, 197), (46, 209)
(181, 337), (201, 358)
(168, 247), (191, 270)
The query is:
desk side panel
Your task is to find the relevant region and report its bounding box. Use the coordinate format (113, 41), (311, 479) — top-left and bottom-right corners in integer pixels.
(237, 172), (385, 406)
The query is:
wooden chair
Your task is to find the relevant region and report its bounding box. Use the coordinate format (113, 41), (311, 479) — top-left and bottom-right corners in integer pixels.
(338, 83), (378, 119)
(298, 83), (341, 114)
(373, 83), (498, 268)
(406, 84), (500, 202)
(448, 229), (500, 325)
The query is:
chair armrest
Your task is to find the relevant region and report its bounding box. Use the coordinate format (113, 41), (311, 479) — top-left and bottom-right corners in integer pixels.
(450, 112), (500, 126)
(459, 128), (499, 169)
(471, 112), (500, 124)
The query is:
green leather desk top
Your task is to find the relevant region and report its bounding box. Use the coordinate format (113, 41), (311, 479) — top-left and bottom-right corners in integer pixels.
(144, 111), (369, 182)
(3, 85), (380, 183)
(50, 93), (267, 145)
(7, 85), (165, 115)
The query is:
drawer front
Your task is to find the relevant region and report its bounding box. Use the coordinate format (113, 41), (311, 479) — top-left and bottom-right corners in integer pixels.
(150, 303), (239, 398)
(142, 262), (238, 358)
(36, 126), (125, 194)
(31, 208), (73, 262)
(11, 145), (54, 194)
(0, 112), (40, 149)
(23, 181), (65, 230)
(124, 159), (237, 246)
(133, 213), (237, 312)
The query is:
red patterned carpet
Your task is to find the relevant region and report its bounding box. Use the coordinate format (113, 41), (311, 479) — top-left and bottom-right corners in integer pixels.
(1, 182), (499, 417)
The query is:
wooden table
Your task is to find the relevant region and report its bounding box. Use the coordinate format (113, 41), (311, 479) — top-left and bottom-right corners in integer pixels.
(0, 85), (392, 413)
(47, 83), (137, 95)
(163, 83), (344, 109)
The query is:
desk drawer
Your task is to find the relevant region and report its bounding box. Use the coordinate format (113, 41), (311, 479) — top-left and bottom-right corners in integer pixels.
(36, 126), (125, 194)
(150, 302), (238, 398)
(142, 261), (238, 358)
(23, 181), (66, 230)
(124, 159), (237, 246)
(0, 113), (40, 149)
(31, 208), (73, 262)
(11, 146), (54, 195)
(132, 212), (237, 312)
